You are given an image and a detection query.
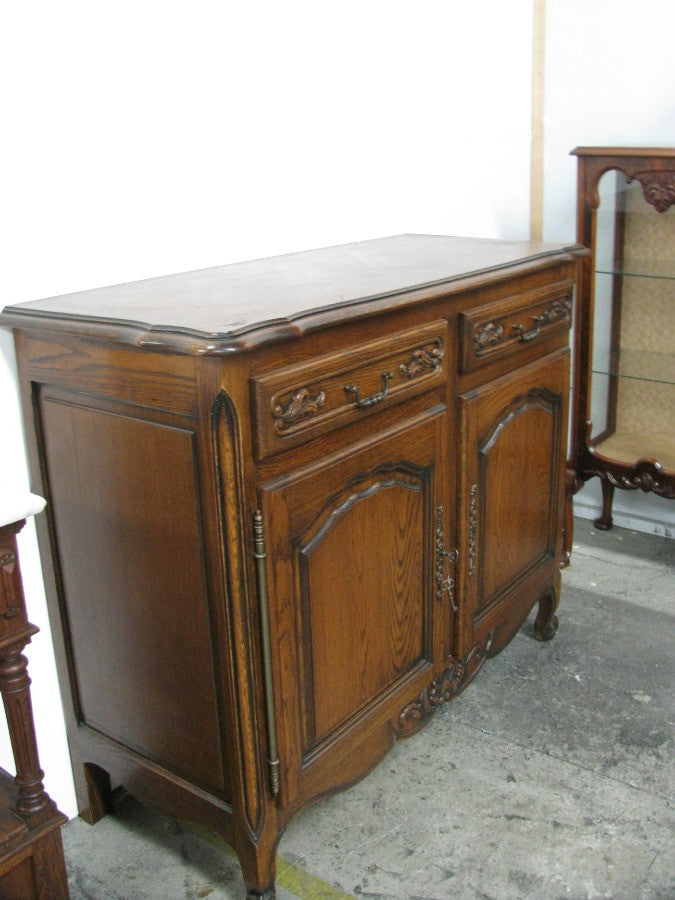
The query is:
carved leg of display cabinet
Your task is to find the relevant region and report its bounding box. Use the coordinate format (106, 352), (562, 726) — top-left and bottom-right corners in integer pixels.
(80, 763), (113, 825)
(594, 479), (615, 530)
(533, 580), (560, 642)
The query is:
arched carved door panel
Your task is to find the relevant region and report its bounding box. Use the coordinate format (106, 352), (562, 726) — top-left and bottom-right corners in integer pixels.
(258, 406), (448, 810)
(458, 351), (569, 653)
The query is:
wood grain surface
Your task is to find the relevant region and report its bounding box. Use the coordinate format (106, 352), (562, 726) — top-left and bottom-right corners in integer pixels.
(1, 234), (582, 353)
(5, 235), (586, 897)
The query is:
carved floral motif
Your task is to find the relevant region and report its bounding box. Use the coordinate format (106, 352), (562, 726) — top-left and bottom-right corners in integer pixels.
(473, 322), (504, 352)
(399, 341), (444, 379)
(540, 296), (572, 324)
(2, 605), (22, 619)
(630, 171), (675, 213)
(395, 634), (494, 736)
(605, 465), (674, 499)
(0, 550), (16, 574)
(474, 296), (572, 354)
(272, 387), (326, 432)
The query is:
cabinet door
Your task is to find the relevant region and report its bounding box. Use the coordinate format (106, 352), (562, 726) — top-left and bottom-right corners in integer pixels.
(258, 406), (448, 808)
(457, 350), (569, 653)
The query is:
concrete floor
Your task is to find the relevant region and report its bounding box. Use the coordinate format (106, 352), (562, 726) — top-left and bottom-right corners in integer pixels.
(62, 518), (674, 899)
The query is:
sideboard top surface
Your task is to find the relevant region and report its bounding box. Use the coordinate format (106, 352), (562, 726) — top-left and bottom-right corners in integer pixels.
(0, 234), (584, 355)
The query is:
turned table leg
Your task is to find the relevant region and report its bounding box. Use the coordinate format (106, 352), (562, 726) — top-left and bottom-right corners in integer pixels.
(0, 522), (55, 825)
(0, 515), (69, 899)
(0, 644), (53, 820)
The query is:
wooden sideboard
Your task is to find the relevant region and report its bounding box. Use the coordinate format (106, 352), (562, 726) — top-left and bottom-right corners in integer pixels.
(1, 235), (586, 897)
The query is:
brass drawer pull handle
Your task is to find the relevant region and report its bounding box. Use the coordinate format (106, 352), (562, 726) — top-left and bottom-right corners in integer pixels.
(512, 315), (544, 343)
(344, 371), (393, 409)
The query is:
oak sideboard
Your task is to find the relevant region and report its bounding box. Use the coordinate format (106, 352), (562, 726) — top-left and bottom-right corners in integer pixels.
(1, 234), (586, 897)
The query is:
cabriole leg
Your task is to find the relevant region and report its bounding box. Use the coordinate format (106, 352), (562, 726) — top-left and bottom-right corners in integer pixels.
(238, 833), (278, 900)
(594, 479), (614, 530)
(246, 888), (276, 899)
(533, 579), (560, 642)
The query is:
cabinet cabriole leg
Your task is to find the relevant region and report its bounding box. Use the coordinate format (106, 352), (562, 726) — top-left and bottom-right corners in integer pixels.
(594, 479), (614, 530)
(242, 860), (276, 899)
(236, 829), (278, 900)
(533, 579), (560, 642)
(246, 888), (276, 900)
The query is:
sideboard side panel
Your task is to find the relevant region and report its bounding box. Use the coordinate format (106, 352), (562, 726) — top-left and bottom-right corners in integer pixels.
(35, 389), (227, 800)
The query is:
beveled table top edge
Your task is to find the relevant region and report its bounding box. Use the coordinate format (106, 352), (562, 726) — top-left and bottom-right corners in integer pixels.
(0, 236), (587, 356)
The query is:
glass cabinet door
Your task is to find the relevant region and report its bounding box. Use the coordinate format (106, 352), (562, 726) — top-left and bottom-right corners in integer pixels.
(589, 169), (674, 470)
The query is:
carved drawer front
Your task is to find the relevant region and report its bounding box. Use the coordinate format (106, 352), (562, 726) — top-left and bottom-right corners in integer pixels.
(252, 321), (446, 459)
(458, 280), (574, 372)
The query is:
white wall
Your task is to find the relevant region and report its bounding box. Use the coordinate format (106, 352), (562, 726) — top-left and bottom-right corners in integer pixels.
(3, 0), (672, 824)
(543, 0), (675, 536)
(1, 1), (535, 818)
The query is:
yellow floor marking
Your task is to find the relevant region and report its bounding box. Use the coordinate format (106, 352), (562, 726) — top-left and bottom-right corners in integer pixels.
(188, 823), (355, 899)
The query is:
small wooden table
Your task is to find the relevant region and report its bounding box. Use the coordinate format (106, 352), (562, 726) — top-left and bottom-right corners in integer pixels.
(0, 492), (69, 898)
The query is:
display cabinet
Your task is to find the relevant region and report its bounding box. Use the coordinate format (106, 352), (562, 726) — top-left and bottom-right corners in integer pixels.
(567, 148), (674, 539)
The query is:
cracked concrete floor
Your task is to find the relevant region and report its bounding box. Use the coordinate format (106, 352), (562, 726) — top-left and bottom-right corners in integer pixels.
(62, 518), (674, 899)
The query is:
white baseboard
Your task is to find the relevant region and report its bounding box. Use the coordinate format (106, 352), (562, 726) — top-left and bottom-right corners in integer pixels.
(573, 496), (673, 539)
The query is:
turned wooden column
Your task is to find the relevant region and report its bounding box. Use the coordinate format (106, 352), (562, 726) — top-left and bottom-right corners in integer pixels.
(0, 499), (69, 898)
(0, 521), (52, 820)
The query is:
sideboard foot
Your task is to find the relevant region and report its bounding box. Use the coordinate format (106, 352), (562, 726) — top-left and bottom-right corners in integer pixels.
(80, 762), (113, 824)
(533, 583), (560, 642)
(239, 837), (278, 900)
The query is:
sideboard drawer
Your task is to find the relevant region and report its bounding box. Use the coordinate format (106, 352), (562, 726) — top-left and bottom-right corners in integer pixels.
(458, 280), (573, 372)
(251, 321), (446, 459)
